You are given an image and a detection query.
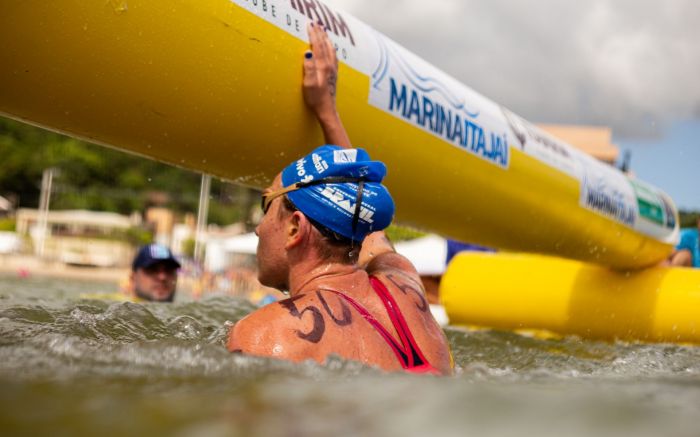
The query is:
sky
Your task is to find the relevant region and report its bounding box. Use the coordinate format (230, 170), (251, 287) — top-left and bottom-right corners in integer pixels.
(325, 0), (700, 210)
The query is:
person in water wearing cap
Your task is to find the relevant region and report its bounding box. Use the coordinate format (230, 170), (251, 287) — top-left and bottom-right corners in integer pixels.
(227, 24), (453, 375)
(129, 243), (181, 302)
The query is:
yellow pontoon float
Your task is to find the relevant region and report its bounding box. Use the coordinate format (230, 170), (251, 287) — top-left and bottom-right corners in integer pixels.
(442, 252), (700, 343)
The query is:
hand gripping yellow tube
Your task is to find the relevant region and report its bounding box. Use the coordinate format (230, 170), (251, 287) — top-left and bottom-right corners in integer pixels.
(0, 0), (678, 269)
(441, 252), (700, 344)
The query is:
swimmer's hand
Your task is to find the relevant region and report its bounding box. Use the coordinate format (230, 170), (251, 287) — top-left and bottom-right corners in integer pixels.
(303, 22), (338, 118)
(303, 22), (351, 148)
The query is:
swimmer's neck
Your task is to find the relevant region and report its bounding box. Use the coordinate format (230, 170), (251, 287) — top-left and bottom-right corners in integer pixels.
(287, 262), (365, 296)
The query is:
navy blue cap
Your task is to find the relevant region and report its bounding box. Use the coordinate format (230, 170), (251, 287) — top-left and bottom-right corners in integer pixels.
(281, 145), (395, 242)
(132, 244), (181, 271)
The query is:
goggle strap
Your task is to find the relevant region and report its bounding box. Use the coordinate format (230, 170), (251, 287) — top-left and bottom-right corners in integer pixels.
(282, 176), (369, 245)
(351, 180), (365, 243)
(294, 176), (365, 189)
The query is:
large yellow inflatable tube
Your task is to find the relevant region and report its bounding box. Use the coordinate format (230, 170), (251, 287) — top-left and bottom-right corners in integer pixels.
(0, 0), (678, 269)
(441, 252), (700, 344)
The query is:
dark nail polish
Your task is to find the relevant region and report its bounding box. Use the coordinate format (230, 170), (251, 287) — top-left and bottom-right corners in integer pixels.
(304, 51), (313, 59)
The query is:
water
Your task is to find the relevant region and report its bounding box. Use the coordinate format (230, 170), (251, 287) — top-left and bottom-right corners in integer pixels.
(2, 274), (700, 437)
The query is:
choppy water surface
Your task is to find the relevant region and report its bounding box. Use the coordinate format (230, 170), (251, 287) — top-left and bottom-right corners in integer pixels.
(2, 274), (700, 437)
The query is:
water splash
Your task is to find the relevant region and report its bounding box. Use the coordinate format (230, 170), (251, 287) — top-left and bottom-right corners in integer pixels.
(2, 276), (700, 436)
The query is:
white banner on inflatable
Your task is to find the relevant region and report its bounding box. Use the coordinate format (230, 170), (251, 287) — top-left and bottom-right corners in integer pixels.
(217, 0), (677, 242)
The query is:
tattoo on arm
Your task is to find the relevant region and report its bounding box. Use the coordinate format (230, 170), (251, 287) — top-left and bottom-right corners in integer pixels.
(385, 273), (428, 313)
(328, 71), (337, 97)
(316, 290), (352, 326)
(279, 295), (325, 343)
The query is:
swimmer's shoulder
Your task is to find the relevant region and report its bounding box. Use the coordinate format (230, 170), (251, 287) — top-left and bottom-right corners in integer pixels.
(227, 294), (314, 357)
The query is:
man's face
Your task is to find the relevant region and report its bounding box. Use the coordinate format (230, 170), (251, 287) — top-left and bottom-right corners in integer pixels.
(132, 261), (178, 302)
(255, 173), (290, 290)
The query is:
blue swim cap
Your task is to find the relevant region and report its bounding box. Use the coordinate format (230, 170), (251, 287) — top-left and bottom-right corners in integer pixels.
(281, 145), (394, 243)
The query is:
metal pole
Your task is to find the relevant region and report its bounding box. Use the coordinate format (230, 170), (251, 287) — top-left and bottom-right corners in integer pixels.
(37, 167), (54, 258)
(194, 174), (211, 266)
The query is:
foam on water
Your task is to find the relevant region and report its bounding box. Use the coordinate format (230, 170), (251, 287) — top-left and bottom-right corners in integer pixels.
(1, 275), (700, 437)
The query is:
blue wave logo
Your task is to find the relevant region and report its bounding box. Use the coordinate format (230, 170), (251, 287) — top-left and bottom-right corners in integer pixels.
(371, 31), (480, 119)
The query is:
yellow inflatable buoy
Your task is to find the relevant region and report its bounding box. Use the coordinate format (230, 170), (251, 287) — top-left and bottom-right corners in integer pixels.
(441, 252), (700, 344)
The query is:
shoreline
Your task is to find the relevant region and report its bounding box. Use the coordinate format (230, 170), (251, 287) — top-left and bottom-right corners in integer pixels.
(0, 254), (128, 283)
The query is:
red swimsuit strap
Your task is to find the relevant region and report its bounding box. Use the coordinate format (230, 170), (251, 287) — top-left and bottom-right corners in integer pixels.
(322, 277), (438, 374)
(368, 276), (433, 369)
(325, 289), (410, 367)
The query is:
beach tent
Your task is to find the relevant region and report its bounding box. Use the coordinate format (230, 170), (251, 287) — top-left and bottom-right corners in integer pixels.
(0, 232), (21, 254)
(0, 196), (12, 213)
(394, 235), (448, 276)
(213, 232), (449, 275)
(223, 232), (259, 255)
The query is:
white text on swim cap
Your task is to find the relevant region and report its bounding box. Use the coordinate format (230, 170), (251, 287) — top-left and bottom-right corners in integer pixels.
(312, 153), (329, 174)
(320, 186), (375, 223)
(296, 158), (308, 177)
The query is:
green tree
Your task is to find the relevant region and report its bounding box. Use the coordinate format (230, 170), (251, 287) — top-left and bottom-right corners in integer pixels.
(679, 210), (700, 228)
(0, 117), (257, 227)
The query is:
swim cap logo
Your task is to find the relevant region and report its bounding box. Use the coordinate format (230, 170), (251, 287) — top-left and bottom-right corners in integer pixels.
(294, 158), (315, 183)
(333, 149), (358, 163)
(296, 158), (307, 177)
(320, 185), (375, 223)
(312, 153), (329, 174)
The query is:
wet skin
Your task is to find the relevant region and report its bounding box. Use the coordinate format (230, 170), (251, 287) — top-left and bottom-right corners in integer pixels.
(229, 177), (453, 374)
(227, 22), (453, 374)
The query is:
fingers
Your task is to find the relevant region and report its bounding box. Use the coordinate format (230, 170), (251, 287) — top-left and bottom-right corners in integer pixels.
(302, 51), (317, 86)
(307, 22), (336, 69)
(310, 23), (328, 62)
(307, 23), (319, 57)
(303, 22), (339, 112)
(324, 31), (337, 67)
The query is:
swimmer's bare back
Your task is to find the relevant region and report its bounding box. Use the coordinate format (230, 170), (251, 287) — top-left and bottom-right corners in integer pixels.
(228, 243), (453, 375)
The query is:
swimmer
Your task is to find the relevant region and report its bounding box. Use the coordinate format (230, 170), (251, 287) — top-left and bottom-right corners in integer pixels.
(227, 24), (453, 375)
(129, 243), (180, 302)
(668, 217), (700, 268)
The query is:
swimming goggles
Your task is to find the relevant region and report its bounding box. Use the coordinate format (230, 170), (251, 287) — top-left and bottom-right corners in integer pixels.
(260, 176), (366, 237)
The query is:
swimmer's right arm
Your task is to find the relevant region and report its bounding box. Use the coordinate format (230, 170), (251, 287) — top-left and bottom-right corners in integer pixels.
(359, 231), (422, 281)
(303, 23), (352, 149)
(301, 24), (410, 274)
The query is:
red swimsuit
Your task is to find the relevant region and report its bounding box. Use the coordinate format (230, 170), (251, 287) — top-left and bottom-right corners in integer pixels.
(327, 276), (440, 375)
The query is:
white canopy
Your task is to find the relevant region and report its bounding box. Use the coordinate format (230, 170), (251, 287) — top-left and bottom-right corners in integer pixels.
(0, 231), (21, 254)
(0, 196), (11, 212)
(213, 232), (448, 275)
(394, 235), (447, 276)
(222, 232), (259, 255)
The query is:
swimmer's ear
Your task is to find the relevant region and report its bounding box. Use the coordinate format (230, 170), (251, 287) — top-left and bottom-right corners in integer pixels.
(284, 211), (308, 249)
